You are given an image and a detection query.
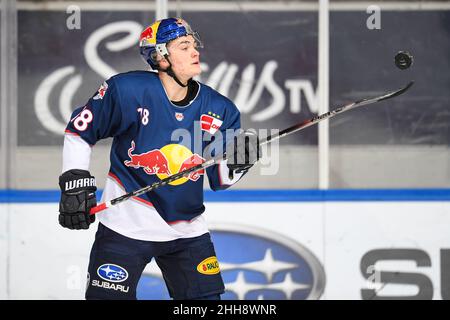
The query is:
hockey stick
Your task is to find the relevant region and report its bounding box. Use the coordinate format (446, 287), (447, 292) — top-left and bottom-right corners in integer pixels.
(90, 81), (414, 215)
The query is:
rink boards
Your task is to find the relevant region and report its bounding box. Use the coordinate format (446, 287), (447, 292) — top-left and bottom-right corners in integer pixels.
(0, 189), (449, 300)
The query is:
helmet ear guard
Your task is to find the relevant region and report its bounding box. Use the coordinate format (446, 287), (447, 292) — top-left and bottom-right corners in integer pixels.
(155, 43), (169, 57)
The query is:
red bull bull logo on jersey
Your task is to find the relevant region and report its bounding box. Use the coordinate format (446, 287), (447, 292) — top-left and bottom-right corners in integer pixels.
(124, 141), (205, 186)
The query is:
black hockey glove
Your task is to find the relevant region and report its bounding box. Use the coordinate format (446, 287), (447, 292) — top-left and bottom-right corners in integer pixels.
(226, 129), (261, 175)
(58, 169), (97, 230)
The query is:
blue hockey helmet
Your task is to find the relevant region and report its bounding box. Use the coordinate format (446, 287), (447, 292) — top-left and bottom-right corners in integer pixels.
(139, 18), (202, 70)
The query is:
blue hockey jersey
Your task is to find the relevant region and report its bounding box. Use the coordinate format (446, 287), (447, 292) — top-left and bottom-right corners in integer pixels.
(66, 71), (242, 224)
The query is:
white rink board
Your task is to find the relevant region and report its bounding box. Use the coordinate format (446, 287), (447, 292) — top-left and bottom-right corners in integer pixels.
(0, 201), (449, 299)
(0, 205), (8, 299)
(324, 202), (450, 300)
(204, 202), (325, 264)
(8, 204), (96, 300)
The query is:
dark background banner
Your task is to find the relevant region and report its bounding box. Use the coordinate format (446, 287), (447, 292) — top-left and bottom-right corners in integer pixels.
(18, 10), (449, 146)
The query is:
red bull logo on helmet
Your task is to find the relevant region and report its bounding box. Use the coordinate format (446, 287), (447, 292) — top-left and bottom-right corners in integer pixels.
(139, 26), (153, 46)
(124, 141), (204, 186)
(139, 20), (161, 47)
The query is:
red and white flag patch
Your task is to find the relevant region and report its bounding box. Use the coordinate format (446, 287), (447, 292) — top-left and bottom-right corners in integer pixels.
(93, 81), (108, 100)
(200, 114), (223, 134)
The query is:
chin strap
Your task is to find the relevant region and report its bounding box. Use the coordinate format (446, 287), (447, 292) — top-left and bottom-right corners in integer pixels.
(159, 55), (189, 88)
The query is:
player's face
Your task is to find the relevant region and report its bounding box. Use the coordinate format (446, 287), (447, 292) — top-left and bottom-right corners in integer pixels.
(167, 35), (201, 79)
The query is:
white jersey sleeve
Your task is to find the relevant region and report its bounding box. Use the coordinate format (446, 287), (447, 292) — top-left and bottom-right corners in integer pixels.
(62, 133), (92, 173)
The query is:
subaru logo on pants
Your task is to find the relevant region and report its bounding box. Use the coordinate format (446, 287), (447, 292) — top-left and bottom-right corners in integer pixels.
(97, 264), (129, 283)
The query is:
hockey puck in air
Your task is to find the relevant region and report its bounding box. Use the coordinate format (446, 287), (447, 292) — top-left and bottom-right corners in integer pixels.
(395, 51), (413, 70)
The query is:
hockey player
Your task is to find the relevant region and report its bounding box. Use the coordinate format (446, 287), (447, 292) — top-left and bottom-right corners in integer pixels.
(58, 18), (260, 300)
